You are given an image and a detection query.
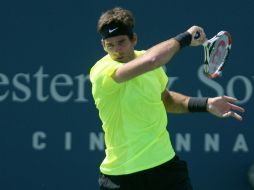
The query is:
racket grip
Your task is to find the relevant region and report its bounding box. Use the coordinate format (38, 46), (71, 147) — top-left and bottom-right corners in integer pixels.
(194, 32), (200, 39)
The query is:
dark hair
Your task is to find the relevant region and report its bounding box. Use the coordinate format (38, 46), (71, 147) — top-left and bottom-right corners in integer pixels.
(97, 7), (135, 39)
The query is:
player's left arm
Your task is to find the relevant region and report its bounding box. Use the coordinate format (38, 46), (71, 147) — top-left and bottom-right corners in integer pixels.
(161, 89), (190, 113)
(161, 89), (245, 120)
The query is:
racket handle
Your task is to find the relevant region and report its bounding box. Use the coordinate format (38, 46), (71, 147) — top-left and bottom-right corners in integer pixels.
(194, 32), (201, 39)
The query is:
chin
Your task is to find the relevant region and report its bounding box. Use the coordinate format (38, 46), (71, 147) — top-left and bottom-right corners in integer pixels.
(116, 57), (126, 62)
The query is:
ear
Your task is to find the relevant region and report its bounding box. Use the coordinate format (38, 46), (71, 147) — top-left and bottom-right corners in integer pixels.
(132, 33), (138, 46)
(101, 39), (107, 52)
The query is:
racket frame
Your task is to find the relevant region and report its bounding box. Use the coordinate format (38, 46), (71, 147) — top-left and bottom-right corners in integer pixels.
(203, 31), (232, 78)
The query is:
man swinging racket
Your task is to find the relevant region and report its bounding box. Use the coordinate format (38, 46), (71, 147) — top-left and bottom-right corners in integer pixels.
(90, 7), (245, 190)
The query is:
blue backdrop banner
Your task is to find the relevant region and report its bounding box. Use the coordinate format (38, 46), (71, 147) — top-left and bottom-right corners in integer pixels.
(1, 0), (253, 189)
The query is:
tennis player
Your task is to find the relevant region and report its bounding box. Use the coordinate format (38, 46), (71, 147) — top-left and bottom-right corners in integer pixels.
(90, 7), (245, 190)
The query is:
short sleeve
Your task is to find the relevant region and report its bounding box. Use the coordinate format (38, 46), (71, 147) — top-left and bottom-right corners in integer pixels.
(101, 63), (123, 92)
(90, 58), (124, 96)
(156, 67), (169, 92)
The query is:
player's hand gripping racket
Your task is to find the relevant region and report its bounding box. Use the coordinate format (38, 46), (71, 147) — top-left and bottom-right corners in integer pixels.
(195, 31), (232, 79)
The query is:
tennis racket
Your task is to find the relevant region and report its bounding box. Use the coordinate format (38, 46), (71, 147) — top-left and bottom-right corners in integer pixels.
(195, 31), (232, 79)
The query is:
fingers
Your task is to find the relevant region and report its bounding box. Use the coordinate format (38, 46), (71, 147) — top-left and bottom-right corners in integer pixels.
(196, 28), (206, 42)
(196, 32), (206, 44)
(187, 26), (207, 46)
(222, 95), (237, 102)
(222, 96), (245, 120)
(188, 25), (205, 36)
(222, 111), (243, 121)
(222, 95), (245, 112)
(210, 96), (245, 121)
(228, 102), (245, 113)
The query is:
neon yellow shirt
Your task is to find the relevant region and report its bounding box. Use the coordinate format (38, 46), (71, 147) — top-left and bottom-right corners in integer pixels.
(90, 50), (175, 175)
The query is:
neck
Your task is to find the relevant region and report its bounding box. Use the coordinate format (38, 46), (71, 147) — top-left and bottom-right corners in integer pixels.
(128, 50), (135, 61)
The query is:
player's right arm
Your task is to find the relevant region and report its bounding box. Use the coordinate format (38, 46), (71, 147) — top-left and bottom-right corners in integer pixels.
(112, 25), (206, 83)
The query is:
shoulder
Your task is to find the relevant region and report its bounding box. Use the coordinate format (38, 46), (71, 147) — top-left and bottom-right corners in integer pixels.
(134, 50), (146, 57)
(90, 55), (122, 83)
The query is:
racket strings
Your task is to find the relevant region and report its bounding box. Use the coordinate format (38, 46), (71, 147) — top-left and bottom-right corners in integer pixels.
(205, 32), (231, 78)
(211, 40), (227, 67)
